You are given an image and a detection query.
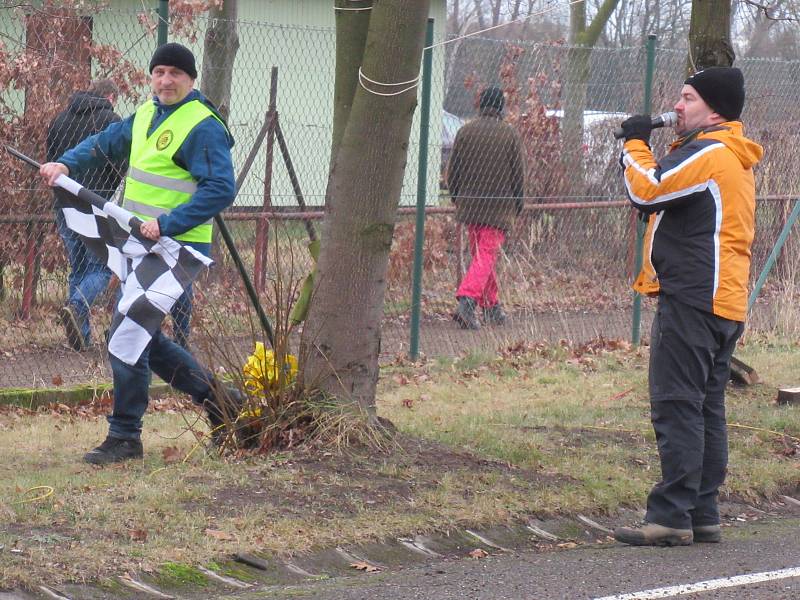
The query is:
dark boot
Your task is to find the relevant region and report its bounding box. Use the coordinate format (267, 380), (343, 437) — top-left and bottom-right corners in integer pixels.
(59, 304), (86, 351)
(453, 296), (480, 330)
(483, 303), (507, 326)
(203, 385), (245, 447)
(693, 524), (721, 543)
(83, 436), (143, 465)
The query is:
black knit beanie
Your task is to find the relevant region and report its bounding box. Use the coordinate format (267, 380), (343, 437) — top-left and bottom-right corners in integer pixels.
(479, 86), (505, 113)
(684, 66), (745, 121)
(149, 43), (197, 79)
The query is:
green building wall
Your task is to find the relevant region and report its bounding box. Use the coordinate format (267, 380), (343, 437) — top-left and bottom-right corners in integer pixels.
(102, 0), (449, 209)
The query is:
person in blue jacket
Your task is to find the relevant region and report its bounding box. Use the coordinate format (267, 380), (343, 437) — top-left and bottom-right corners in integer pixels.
(40, 43), (240, 464)
(47, 79), (123, 351)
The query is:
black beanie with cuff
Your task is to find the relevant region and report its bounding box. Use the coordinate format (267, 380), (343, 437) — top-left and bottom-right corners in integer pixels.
(684, 66), (745, 121)
(149, 43), (197, 79)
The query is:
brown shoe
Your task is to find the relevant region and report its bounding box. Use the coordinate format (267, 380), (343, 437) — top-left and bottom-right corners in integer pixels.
(613, 522), (693, 547)
(693, 524), (721, 543)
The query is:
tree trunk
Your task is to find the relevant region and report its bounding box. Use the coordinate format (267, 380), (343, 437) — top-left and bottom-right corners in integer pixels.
(200, 0), (239, 269)
(511, 0), (522, 21)
(473, 0), (485, 28)
(562, 0), (620, 195)
(687, 0), (734, 74)
(331, 0), (372, 166)
(200, 0), (239, 120)
(299, 0), (431, 414)
(491, 0), (502, 27)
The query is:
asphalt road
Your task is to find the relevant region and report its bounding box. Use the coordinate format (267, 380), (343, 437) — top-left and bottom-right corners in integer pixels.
(243, 517), (800, 600)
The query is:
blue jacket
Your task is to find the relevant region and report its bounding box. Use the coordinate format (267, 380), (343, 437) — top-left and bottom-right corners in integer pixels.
(59, 90), (235, 240)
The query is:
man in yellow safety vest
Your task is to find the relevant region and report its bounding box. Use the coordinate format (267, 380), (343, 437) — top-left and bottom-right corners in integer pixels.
(40, 43), (238, 464)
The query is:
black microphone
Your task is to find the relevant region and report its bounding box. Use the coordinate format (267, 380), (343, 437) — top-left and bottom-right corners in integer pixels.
(614, 111), (677, 139)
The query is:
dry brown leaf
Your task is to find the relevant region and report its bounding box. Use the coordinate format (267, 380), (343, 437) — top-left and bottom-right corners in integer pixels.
(129, 528), (148, 542)
(609, 388), (635, 402)
(557, 542), (578, 549)
(468, 548), (489, 559)
(161, 446), (182, 464)
(51, 375), (63, 386)
(205, 528), (235, 541)
(350, 561), (381, 573)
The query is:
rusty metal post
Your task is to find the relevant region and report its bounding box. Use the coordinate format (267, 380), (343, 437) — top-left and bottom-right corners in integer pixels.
(253, 67), (279, 293)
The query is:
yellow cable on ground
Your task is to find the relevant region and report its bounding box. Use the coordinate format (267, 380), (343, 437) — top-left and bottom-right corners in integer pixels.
(14, 485), (54, 505)
(147, 467), (167, 478)
(729, 422), (800, 444)
(183, 439), (205, 463)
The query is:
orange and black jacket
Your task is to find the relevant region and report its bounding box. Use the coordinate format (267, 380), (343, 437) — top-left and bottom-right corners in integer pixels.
(622, 121), (763, 322)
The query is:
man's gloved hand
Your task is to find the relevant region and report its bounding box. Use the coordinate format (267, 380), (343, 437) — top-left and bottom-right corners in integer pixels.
(620, 114), (653, 143)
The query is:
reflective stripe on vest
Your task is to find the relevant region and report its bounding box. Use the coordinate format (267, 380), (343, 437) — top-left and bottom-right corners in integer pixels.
(122, 99), (224, 243)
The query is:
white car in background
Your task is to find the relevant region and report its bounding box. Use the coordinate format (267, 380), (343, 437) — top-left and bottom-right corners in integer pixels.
(441, 110), (466, 185)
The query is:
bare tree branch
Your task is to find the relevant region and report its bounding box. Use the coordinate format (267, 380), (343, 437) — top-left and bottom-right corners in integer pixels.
(741, 0), (800, 21)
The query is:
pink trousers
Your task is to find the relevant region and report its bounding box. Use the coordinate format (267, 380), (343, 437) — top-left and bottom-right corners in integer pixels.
(456, 224), (506, 308)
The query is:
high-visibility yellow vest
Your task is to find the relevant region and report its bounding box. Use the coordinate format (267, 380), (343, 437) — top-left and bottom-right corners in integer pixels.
(123, 99), (225, 243)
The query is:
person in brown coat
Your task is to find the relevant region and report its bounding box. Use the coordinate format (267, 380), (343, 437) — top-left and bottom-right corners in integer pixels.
(447, 86), (525, 329)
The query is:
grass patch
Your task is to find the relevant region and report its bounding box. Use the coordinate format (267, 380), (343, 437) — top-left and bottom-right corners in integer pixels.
(0, 338), (798, 589)
(157, 562), (209, 587)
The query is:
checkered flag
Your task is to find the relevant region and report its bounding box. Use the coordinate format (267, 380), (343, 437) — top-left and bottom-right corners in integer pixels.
(53, 172), (213, 365)
(7, 146), (213, 364)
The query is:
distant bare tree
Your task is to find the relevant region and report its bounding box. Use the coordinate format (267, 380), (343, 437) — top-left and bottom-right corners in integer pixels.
(736, 0), (800, 58)
(562, 0), (621, 189)
(600, 0), (692, 48)
(447, 0), (553, 36)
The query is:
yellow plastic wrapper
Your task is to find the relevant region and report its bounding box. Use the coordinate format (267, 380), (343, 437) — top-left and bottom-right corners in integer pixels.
(242, 342), (298, 396)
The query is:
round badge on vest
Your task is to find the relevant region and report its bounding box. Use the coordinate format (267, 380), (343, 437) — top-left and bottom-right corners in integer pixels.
(156, 130), (174, 151)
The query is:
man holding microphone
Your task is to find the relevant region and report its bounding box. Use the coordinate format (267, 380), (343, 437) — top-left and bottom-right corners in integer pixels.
(614, 67), (763, 546)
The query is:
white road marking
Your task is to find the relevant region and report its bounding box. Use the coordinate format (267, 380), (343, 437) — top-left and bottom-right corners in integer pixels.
(593, 566), (800, 599)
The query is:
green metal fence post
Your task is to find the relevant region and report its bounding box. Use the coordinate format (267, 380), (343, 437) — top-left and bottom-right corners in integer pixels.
(748, 199), (800, 312)
(631, 34), (658, 345)
(409, 18), (434, 361)
(157, 0), (168, 47)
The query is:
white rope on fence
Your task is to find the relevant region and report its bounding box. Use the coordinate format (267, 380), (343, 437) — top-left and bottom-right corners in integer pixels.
(334, 1), (373, 12)
(358, 66), (421, 97)
(350, 0), (585, 96)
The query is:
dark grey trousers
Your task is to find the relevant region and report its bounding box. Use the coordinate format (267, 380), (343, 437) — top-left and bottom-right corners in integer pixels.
(645, 293), (744, 530)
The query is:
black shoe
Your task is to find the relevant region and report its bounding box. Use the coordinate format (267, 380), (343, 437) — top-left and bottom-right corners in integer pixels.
(59, 305), (86, 351)
(483, 303), (507, 326)
(453, 296), (480, 330)
(693, 524), (721, 543)
(83, 436), (143, 465)
(203, 385), (245, 447)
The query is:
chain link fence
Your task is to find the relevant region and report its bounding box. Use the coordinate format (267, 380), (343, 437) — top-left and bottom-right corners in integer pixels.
(0, 5), (798, 391)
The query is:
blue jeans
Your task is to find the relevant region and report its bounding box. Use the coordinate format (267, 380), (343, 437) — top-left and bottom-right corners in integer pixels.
(108, 330), (213, 439)
(55, 209), (113, 344)
(171, 286), (193, 348)
(171, 241), (210, 348)
(107, 240), (214, 439)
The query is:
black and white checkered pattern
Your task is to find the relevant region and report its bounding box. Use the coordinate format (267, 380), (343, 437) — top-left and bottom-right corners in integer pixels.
(56, 174), (213, 365)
